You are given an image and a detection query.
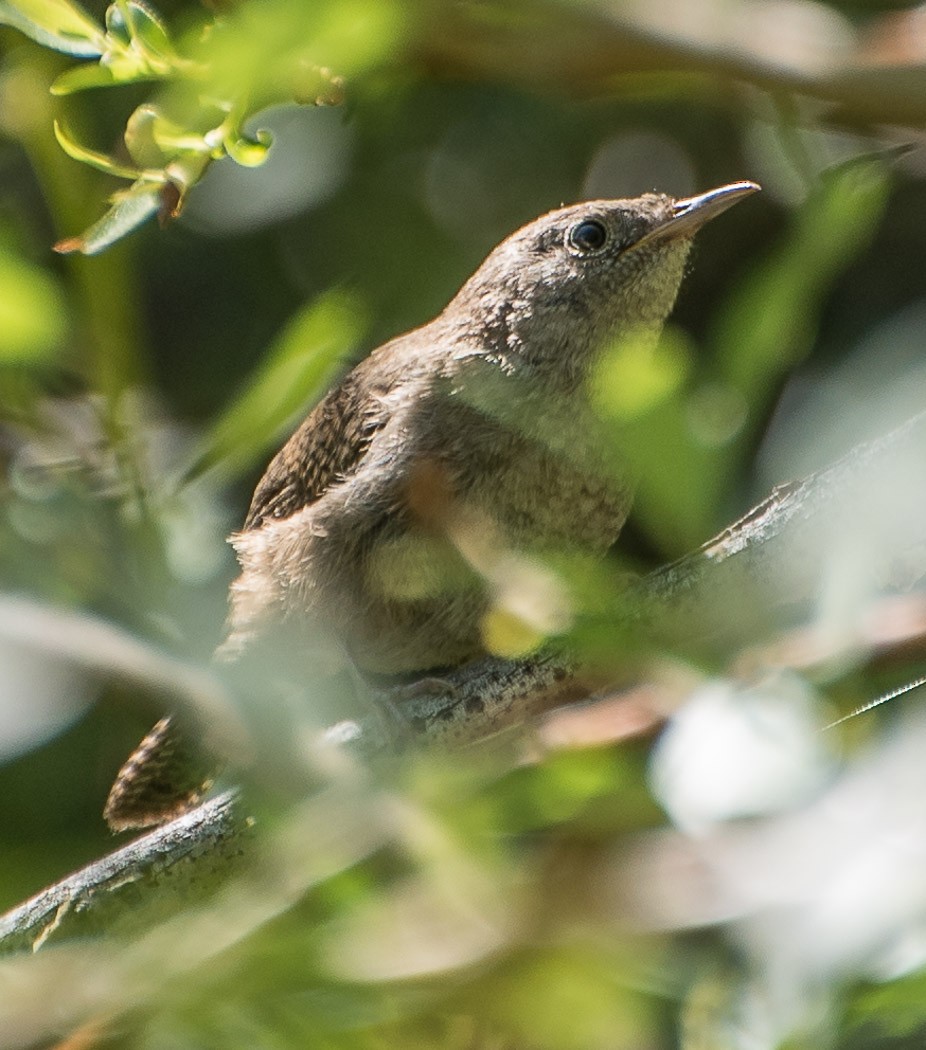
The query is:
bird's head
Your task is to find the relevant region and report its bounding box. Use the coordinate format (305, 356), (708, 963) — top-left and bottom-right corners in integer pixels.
(448, 181), (759, 386)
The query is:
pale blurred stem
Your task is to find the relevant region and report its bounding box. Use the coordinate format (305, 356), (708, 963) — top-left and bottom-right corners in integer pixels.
(13, 51), (148, 406)
(9, 50), (165, 567)
(771, 91), (820, 192)
(421, 1), (926, 126)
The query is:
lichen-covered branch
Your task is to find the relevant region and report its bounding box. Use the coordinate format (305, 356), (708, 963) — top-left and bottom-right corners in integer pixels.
(2, 409), (925, 954)
(0, 791), (246, 954)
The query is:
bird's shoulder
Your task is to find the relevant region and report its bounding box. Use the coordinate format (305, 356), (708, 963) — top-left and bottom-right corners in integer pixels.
(242, 333), (429, 531)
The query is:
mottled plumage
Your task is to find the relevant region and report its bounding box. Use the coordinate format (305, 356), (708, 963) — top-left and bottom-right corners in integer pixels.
(105, 182), (758, 830)
(222, 184), (759, 674)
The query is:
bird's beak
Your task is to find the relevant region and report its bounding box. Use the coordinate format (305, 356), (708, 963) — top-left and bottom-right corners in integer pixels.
(634, 181), (761, 249)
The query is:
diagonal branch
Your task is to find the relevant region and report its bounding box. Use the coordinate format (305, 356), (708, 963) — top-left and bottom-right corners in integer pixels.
(3, 409), (926, 952)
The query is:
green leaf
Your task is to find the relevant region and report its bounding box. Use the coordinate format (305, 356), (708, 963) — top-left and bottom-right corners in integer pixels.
(50, 62), (121, 94)
(224, 127), (272, 167)
(102, 0), (177, 75)
(0, 0), (104, 56)
(103, 0), (129, 44)
(124, 104), (211, 168)
(54, 120), (144, 179)
(54, 180), (162, 254)
(0, 242), (68, 361)
(621, 161), (892, 555)
(187, 289), (368, 482)
(197, 0), (405, 115)
(592, 326), (692, 422)
(711, 163), (890, 400)
(123, 0), (175, 63)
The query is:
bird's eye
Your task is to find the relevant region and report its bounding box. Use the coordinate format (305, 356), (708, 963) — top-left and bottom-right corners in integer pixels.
(568, 219), (608, 254)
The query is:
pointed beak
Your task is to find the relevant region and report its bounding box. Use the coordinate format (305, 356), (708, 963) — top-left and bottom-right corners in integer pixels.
(634, 180), (760, 249)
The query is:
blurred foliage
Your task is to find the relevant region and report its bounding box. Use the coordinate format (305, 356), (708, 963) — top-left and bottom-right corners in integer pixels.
(3, 0), (926, 1047)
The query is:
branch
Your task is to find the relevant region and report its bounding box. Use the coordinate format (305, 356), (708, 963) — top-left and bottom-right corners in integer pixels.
(3, 409), (926, 952)
(0, 791), (246, 954)
(419, 0), (926, 129)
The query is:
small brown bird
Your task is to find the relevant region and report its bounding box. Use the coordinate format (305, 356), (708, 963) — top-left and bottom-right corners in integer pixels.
(105, 181), (759, 830)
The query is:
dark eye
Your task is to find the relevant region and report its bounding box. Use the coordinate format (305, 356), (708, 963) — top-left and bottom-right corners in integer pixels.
(568, 219), (608, 254)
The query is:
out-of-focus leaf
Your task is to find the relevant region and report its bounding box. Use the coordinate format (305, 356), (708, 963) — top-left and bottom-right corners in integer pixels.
(593, 326), (692, 422)
(124, 102), (169, 167)
(488, 947), (653, 1050)
(186, 288), (367, 481)
(123, 0), (176, 64)
(163, 151), (210, 198)
(224, 127), (273, 167)
(621, 160), (891, 554)
(321, 868), (517, 980)
(53, 120), (143, 178)
(54, 180), (162, 254)
(482, 606), (547, 659)
(50, 61), (120, 94)
(124, 104), (211, 168)
(103, 0), (130, 44)
(96, 2), (177, 81)
(0, 242), (67, 360)
(711, 162), (890, 399)
(0, 0), (103, 56)
(196, 0), (405, 113)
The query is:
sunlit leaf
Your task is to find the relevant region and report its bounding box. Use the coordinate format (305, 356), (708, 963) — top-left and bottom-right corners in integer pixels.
(53, 120), (144, 178)
(481, 607), (546, 659)
(49, 62), (120, 94)
(124, 104), (211, 168)
(163, 151), (211, 199)
(619, 160), (892, 554)
(711, 162), (890, 399)
(224, 127), (273, 167)
(123, 0), (176, 63)
(103, 0), (129, 44)
(592, 326), (692, 422)
(321, 869), (517, 980)
(0, 0), (103, 56)
(0, 243), (67, 360)
(186, 288), (367, 481)
(54, 180), (162, 254)
(196, 0), (405, 114)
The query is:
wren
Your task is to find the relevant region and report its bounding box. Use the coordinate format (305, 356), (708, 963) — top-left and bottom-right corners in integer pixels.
(104, 181), (759, 830)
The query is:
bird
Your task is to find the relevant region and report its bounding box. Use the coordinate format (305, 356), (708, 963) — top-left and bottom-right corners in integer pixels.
(104, 180), (760, 830)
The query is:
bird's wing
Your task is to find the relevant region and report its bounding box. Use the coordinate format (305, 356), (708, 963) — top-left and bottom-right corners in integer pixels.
(243, 369), (388, 531)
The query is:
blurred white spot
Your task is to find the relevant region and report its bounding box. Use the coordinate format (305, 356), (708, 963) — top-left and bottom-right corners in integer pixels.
(621, 0), (855, 75)
(583, 131), (694, 201)
(0, 641), (93, 760)
(183, 105), (353, 234)
(758, 303), (926, 647)
(762, 298), (926, 477)
(686, 381), (748, 448)
(732, 0), (855, 73)
(424, 109), (574, 245)
(649, 673), (831, 833)
(321, 870), (516, 980)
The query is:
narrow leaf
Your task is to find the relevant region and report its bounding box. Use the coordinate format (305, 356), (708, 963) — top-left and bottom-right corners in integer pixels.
(124, 0), (175, 63)
(54, 120), (144, 179)
(0, 244), (67, 360)
(711, 163), (890, 397)
(50, 62), (120, 94)
(224, 128), (272, 167)
(0, 0), (103, 56)
(55, 180), (161, 254)
(186, 289), (367, 481)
